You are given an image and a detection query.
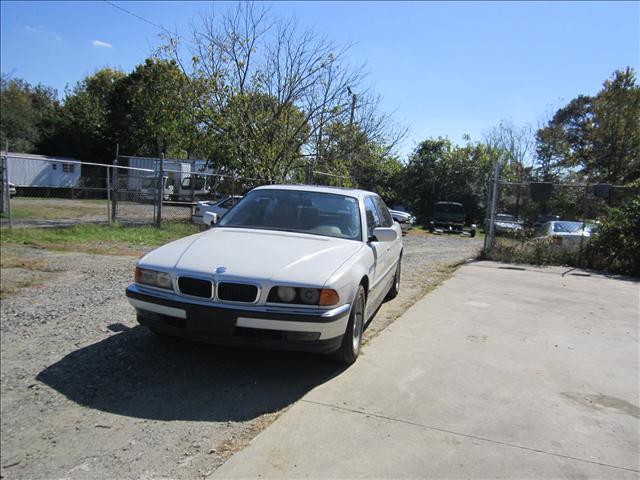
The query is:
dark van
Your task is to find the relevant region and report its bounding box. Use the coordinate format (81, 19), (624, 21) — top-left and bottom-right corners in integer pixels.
(429, 201), (476, 237)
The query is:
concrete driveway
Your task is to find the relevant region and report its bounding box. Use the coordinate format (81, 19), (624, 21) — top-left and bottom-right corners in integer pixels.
(213, 261), (639, 479)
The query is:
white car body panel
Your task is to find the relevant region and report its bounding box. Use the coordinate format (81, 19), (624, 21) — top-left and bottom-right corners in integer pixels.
(141, 227), (364, 288)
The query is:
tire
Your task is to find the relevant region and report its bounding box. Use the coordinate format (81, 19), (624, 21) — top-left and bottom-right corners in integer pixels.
(386, 259), (401, 300)
(332, 285), (366, 364)
(469, 229), (476, 238)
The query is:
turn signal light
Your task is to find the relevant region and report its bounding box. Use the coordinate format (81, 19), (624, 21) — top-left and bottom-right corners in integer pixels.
(319, 289), (339, 306)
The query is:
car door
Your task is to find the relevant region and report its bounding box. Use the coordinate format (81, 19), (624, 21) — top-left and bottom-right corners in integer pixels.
(372, 196), (401, 288)
(364, 196), (393, 311)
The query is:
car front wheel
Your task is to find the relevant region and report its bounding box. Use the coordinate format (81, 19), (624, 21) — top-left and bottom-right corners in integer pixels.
(332, 285), (366, 364)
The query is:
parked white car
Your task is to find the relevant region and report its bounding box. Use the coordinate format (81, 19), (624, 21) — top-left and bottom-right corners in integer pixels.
(126, 185), (403, 363)
(389, 209), (415, 234)
(191, 195), (243, 224)
(534, 220), (596, 250)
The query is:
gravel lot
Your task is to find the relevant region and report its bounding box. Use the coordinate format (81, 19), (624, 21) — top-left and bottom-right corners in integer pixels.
(0, 232), (481, 479)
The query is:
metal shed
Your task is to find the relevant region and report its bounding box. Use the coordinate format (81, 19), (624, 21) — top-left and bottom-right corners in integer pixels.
(5, 153), (81, 188)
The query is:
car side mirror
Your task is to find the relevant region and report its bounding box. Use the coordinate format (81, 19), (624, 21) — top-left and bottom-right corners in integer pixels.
(372, 227), (398, 242)
(203, 211), (218, 227)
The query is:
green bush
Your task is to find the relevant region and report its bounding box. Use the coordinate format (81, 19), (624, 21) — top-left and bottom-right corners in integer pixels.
(484, 237), (579, 267)
(585, 199), (640, 276)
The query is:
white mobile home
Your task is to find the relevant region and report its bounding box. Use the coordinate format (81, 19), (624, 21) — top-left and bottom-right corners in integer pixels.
(4, 153), (81, 188)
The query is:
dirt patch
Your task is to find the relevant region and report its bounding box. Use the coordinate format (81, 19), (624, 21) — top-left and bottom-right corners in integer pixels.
(0, 252), (64, 298)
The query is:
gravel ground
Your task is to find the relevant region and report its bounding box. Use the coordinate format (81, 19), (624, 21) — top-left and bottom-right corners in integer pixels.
(0, 232), (481, 479)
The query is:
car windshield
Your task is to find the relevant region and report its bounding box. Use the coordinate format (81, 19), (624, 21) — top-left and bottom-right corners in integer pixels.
(435, 203), (464, 214)
(496, 214), (516, 222)
(217, 189), (362, 241)
(553, 221), (587, 233)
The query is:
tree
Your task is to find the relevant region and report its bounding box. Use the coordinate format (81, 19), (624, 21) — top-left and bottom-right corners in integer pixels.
(162, 2), (404, 181)
(399, 138), (498, 224)
(58, 68), (125, 162)
(0, 74), (60, 153)
(110, 59), (200, 159)
(484, 120), (535, 218)
(591, 68), (640, 184)
(536, 68), (640, 185)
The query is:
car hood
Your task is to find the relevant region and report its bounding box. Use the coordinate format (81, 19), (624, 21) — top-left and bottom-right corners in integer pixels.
(140, 227), (363, 286)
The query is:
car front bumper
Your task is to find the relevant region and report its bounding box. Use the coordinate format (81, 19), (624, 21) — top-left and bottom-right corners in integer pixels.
(125, 284), (349, 353)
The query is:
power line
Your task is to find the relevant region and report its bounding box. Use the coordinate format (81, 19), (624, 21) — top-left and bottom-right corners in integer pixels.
(102, 0), (167, 32)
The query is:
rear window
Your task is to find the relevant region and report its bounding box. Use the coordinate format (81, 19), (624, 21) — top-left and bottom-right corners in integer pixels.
(435, 203), (464, 214)
(553, 221), (583, 233)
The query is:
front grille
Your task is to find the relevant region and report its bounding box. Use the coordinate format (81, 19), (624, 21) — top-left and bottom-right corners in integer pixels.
(178, 276), (213, 298)
(217, 282), (258, 303)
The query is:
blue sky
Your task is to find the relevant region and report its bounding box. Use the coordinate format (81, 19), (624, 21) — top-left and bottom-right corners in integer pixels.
(1, 1), (638, 159)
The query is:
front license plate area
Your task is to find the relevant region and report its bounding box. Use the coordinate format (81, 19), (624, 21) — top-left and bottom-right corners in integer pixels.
(187, 305), (237, 335)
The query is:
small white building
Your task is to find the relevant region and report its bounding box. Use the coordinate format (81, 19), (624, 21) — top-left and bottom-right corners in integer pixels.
(4, 152), (81, 188)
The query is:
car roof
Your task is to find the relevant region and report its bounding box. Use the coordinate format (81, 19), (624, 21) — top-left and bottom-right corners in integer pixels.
(253, 184), (376, 200)
(435, 201), (463, 206)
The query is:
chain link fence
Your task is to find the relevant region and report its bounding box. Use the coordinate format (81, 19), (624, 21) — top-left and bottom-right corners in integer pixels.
(483, 164), (639, 267)
(1, 152), (346, 229)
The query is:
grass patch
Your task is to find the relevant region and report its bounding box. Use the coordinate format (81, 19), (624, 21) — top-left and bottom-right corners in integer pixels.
(1, 222), (201, 255)
(1, 198), (107, 220)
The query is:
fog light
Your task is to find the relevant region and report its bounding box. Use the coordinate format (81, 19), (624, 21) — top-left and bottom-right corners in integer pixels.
(286, 331), (321, 341)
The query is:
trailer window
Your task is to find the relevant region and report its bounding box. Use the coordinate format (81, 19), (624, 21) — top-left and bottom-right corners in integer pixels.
(62, 163), (74, 173)
(52, 164), (57, 170)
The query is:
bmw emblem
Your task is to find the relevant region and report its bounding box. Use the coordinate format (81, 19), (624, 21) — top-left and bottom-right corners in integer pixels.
(215, 267), (228, 274)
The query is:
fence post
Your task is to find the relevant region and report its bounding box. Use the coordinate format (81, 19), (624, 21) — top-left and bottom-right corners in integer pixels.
(577, 181), (590, 268)
(106, 164), (111, 224)
(486, 162), (501, 253)
(0, 152), (5, 215)
(1, 153), (13, 230)
(111, 144), (119, 223)
(191, 159), (196, 214)
(156, 153), (164, 228)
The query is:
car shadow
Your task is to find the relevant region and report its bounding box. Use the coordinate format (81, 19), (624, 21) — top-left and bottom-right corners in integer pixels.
(36, 324), (347, 422)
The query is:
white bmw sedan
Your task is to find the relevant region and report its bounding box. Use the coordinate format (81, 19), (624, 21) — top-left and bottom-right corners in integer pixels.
(126, 185), (403, 363)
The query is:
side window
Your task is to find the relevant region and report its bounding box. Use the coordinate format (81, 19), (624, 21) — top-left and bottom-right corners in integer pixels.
(220, 198), (235, 209)
(372, 196), (393, 228)
(364, 197), (381, 239)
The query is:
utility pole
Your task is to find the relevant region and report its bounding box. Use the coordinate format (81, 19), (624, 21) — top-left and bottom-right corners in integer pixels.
(347, 87), (357, 126)
(486, 162), (501, 253)
(347, 87), (357, 186)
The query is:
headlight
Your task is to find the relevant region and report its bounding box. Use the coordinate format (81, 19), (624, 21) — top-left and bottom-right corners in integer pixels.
(268, 286), (340, 306)
(135, 267), (173, 290)
(300, 288), (320, 304)
(277, 286), (296, 303)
